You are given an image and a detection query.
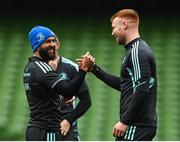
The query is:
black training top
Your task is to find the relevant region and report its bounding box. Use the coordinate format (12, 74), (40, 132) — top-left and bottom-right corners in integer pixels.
(56, 57), (91, 126)
(92, 38), (157, 127)
(23, 56), (86, 130)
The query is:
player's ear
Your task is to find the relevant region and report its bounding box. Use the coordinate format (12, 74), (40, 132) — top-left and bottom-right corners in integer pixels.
(123, 21), (128, 30)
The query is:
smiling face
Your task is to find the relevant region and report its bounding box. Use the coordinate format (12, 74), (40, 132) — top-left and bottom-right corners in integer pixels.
(111, 17), (126, 45)
(110, 9), (140, 46)
(38, 36), (57, 61)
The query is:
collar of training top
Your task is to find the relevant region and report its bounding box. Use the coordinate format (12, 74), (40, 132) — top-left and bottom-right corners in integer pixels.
(125, 37), (141, 50)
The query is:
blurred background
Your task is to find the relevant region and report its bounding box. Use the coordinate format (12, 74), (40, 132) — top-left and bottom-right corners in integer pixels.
(0, 0), (180, 140)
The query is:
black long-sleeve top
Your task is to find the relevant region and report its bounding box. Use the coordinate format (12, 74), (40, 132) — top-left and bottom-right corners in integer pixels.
(56, 57), (91, 126)
(92, 38), (157, 127)
(23, 56), (87, 130)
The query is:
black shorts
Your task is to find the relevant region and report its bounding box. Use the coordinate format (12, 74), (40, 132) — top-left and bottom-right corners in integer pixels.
(26, 126), (63, 141)
(26, 124), (79, 141)
(116, 125), (156, 141)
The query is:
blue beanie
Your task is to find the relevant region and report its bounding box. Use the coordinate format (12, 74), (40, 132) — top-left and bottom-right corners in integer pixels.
(28, 26), (56, 52)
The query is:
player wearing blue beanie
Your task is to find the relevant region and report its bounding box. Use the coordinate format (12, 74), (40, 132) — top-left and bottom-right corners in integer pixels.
(24, 25), (94, 141)
(28, 26), (56, 52)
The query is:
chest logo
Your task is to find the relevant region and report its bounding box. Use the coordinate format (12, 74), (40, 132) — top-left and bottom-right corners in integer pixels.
(59, 73), (68, 80)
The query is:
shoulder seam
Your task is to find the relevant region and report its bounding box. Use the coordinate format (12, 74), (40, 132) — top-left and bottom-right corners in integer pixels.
(35, 61), (52, 74)
(131, 41), (141, 81)
(62, 57), (79, 71)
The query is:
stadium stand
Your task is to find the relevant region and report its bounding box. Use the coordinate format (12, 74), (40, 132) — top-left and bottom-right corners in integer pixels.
(0, 18), (179, 140)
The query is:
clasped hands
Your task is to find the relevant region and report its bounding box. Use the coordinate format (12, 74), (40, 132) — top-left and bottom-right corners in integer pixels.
(76, 51), (95, 71)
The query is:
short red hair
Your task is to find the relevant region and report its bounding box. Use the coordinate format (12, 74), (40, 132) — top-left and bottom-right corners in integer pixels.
(111, 9), (139, 25)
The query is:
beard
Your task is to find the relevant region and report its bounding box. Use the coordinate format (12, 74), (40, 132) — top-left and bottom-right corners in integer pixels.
(39, 46), (56, 61)
(116, 36), (125, 45)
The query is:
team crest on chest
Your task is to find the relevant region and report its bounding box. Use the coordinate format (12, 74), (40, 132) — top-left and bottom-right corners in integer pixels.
(59, 73), (68, 80)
